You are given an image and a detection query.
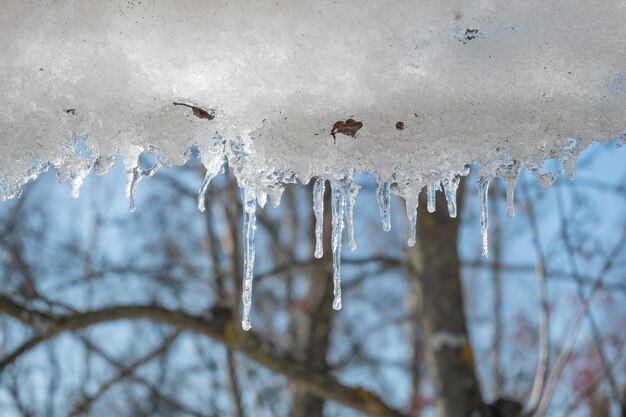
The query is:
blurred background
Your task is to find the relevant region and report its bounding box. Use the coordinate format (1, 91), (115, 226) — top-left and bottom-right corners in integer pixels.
(0, 141), (625, 417)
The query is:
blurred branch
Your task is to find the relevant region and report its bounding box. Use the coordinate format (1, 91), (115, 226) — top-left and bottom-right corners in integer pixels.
(0, 295), (406, 417)
(255, 255), (403, 283)
(555, 184), (624, 409)
(532, 226), (626, 417)
(69, 332), (198, 417)
(559, 337), (626, 417)
(522, 179), (550, 415)
(461, 261), (626, 292)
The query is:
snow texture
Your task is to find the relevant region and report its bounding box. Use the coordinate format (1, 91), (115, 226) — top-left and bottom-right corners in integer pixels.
(1, 0), (625, 329)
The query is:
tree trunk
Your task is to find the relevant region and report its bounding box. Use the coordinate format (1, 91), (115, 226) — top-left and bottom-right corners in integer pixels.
(408, 181), (484, 417)
(291, 181), (334, 417)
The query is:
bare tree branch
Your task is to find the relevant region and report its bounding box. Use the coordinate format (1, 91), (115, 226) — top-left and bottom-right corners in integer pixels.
(0, 295), (406, 417)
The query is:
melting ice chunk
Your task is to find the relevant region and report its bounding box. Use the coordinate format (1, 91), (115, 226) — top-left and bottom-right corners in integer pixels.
(537, 172), (556, 190)
(241, 186), (257, 331)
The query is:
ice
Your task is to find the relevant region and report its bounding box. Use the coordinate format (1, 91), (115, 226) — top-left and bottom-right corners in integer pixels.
(427, 182), (441, 213)
(376, 181), (392, 231)
(344, 178), (360, 252)
(441, 174), (461, 218)
(128, 158), (161, 212)
(241, 186), (257, 331)
(477, 176), (491, 257)
(1, 0), (625, 205)
(331, 179), (347, 311)
(533, 171), (557, 190)
(0, 0), (625, 326)
(497, 161), (520, 218)
(198, 137), (226, 212)
(313, 177), (325, 259)
(405, 195), (420, 248)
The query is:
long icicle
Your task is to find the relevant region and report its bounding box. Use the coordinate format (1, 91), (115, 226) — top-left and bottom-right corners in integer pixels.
(345, 178), (359, 252)
(441, 175), (460, 218)
(376, 181), (392, 231)
(313, 177), (325, 259)
(477, 176), (491, 257)
(241, 187), (257, 331)
(405, 195), (419, 247)
(331, 180), (345, 310)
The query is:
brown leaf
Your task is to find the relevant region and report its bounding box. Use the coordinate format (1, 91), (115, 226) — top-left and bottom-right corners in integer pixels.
(330, 119), (363, 143)
(173, 102), (215, 121)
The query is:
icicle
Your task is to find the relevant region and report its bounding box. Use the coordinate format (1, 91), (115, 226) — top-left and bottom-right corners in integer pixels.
(197, 144), (226, 212)
(128, 160), (161, 212)
(497, 161), (520, 218)
(128, 167), (140, 212)
(376, 181), (392, 231)
(345, 178), (360, 252)
(426, 182), (440, 213)
(197, 170), (216, 212)
(331, 180), (346, 310)
(313, 177), (325, 259)
(504, 177), (516, 217)
(477, 176), (491, 257)
(241, 187), (257, 331)
(441, 175), (460, 218)
(120, 145), (143, 200)
(405, 195), (418, 247)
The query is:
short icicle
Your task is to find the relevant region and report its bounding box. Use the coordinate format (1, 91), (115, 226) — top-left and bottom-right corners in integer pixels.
(405, 195), (419, 247)
(477, 176), (491, 257)
(376, 181), (392, 231)
(128, 167), (141, 212)
(197, 170), (217, 212)
(197, 140), (226, 212)
(345, 178), (360, 252)
(441, 175), (460, 218)
(128, 160), (161, 212)
(241, 186), (257, 331)
(498, 161), (520, 218)
(426, 182), (440, 213)
(331, 180), (346, 310)
(504, 177), (517, 218)
(313, 177), (325, 259)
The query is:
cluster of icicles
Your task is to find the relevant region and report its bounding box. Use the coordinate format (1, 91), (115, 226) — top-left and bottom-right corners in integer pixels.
(26, 139), (560, 332)
(190, 161), (528, 331)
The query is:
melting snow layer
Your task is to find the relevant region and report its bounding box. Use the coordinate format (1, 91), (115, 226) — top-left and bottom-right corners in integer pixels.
(1, 0), (625, 329)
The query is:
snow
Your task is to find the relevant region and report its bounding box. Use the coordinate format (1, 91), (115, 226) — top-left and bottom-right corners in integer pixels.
(1, 0), (625, 329)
